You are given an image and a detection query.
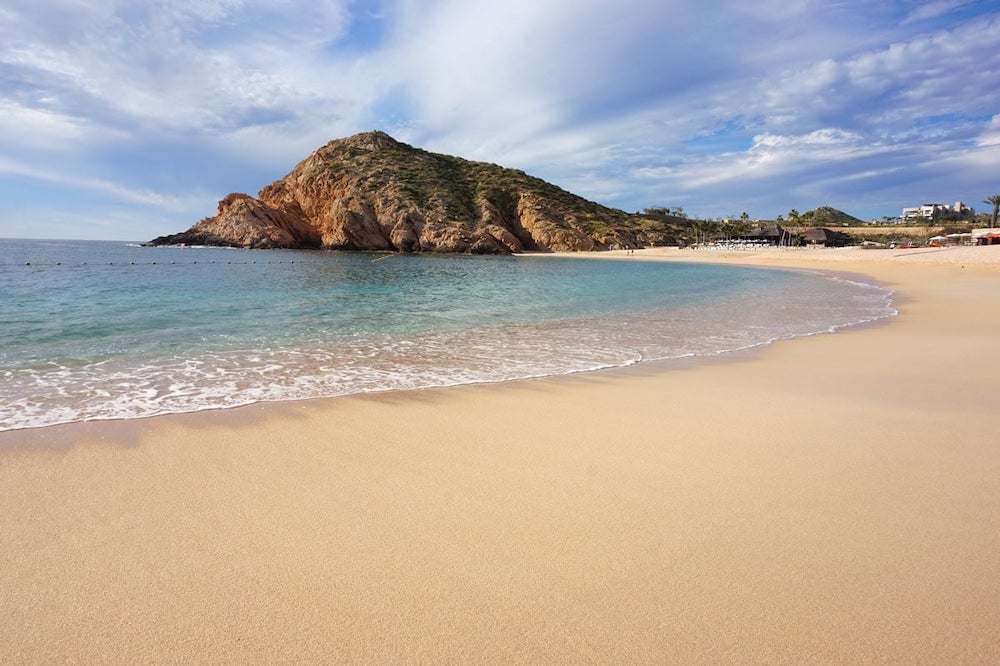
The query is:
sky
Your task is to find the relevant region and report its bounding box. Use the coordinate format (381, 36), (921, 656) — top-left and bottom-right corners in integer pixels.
(1, 0), (999, 241)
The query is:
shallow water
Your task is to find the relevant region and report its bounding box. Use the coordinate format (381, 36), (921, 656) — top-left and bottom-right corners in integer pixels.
(0, 239), (895, 431)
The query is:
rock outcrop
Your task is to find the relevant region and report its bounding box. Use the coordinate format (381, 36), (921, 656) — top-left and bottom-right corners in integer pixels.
(148, 131), (664, 253)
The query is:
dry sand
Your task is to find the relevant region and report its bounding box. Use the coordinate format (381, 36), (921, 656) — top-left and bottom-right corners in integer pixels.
(2, 245), (999, 663)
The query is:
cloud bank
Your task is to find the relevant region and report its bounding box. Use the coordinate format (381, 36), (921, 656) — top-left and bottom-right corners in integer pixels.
(1, 0), (998, 239)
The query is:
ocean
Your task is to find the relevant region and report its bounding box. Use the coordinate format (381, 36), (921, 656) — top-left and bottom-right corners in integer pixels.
(0, 238), (895, 432)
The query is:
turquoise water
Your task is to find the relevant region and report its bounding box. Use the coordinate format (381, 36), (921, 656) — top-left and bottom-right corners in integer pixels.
(0, 239), (895, 431)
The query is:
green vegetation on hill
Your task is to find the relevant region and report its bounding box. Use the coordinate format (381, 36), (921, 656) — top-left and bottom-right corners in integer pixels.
(328, 135), (632, 226)
(301, 132), (688, 248)
(797, 206), (865, 226)
(154, 130), (699, 252)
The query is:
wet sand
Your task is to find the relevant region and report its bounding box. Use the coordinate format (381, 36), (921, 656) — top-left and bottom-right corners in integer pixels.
(2, 245), (999, 663)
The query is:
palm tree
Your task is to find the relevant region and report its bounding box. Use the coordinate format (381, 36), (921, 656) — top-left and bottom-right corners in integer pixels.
(690, 219), (711, 245)
(984, 194), (1000, 228)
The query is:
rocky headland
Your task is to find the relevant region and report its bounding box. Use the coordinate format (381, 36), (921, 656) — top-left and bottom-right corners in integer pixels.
(149, 131), (671, 254)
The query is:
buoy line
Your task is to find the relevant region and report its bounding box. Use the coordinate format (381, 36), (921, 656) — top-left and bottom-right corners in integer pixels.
(8, 260), (314, 268)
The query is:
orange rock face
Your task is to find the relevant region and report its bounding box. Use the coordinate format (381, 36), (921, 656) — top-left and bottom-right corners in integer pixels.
(149, 131), (650, 253)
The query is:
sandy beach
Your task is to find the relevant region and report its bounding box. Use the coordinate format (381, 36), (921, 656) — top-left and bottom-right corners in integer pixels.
(2, 245), (999, 663)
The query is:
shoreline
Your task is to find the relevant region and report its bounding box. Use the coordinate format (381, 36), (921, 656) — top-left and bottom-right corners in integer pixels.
(0, 246), (895, 438)
(2, 245), (999, 662)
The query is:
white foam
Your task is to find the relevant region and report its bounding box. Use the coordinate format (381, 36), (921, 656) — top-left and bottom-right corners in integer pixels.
(0, 270), (895, 432)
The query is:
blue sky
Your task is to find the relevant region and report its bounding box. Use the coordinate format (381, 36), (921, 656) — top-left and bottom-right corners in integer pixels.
(1, 0), (999, 240)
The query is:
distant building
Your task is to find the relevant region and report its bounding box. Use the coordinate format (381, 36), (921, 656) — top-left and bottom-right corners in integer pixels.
(737, 222), (788, 245)
(798, 228), (849, 247)
(901, 201), (974, 222)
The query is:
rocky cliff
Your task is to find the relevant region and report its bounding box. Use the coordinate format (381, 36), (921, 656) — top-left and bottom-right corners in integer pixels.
(148, 131), (667, 253)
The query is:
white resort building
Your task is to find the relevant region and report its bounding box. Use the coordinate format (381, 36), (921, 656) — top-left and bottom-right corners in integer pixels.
(900, 201), (974, 222)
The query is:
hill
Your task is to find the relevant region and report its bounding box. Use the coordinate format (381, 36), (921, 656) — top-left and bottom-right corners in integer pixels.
(149, 131), (673, 253)
(797, 206), (864, 226)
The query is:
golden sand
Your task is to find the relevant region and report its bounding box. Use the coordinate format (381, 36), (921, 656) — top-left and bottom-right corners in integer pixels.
(2, 245), (999, 663)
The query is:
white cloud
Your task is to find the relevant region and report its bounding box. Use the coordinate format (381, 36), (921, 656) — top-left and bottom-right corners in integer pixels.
(903, 0), (973, 23)
(0, 155), (206, 210)
(0, 101), (121, 148)
(0, 0), (359, 132)
(755, 13), (1000, 134)
(976, 115), (1000, 147)
(673, 129), (876, 189)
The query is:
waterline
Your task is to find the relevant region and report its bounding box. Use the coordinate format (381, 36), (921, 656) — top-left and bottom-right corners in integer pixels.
(0, 240), (895, 431)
